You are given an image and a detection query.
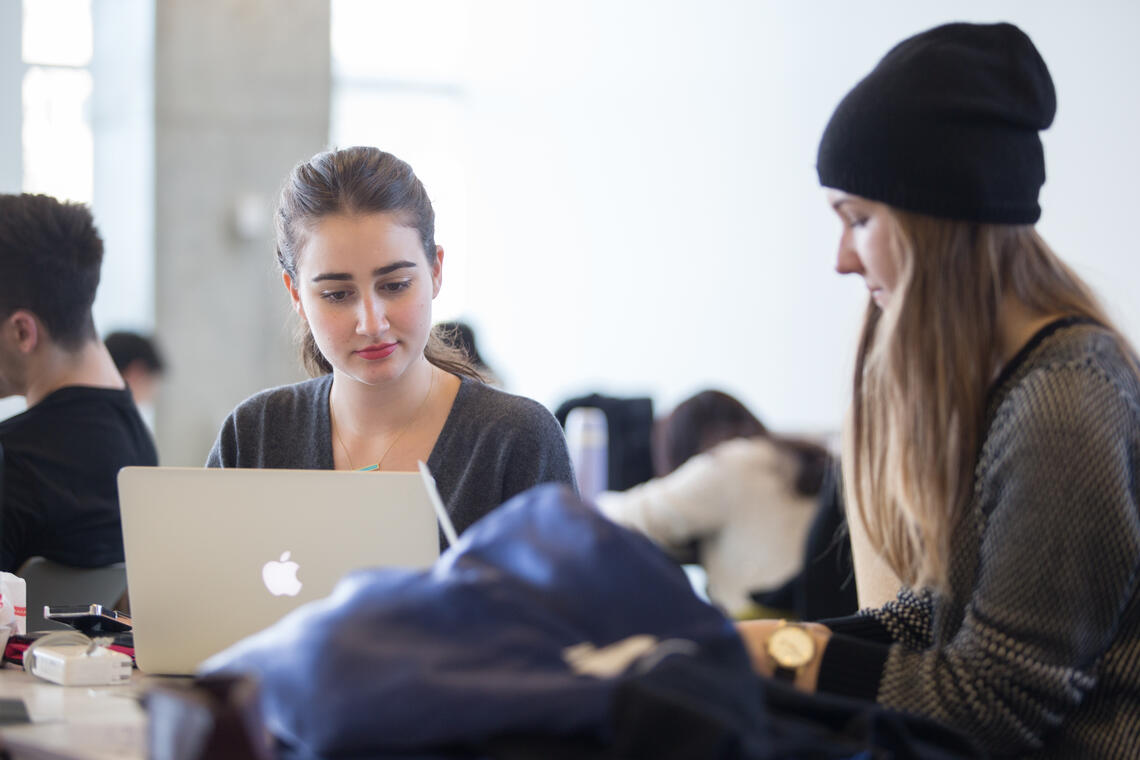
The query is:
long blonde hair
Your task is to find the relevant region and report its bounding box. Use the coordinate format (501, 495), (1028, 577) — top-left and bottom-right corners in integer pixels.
(845, 209), (1119, 590)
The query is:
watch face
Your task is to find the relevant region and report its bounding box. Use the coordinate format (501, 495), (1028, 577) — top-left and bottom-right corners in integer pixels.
(768, 626), (815, 669)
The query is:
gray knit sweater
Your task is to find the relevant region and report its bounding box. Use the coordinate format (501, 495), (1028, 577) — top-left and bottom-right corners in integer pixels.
(206, 374), (575, 541)
(819, 318), (1140, 757)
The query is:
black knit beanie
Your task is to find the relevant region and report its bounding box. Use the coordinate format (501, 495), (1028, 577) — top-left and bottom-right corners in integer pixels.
(816, 22), (1056, 224)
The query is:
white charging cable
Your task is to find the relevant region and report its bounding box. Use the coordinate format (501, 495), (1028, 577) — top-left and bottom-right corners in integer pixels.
(22, 630), (90, 673)
(418, 461), (459, 546)
(24, 630), (132, 686)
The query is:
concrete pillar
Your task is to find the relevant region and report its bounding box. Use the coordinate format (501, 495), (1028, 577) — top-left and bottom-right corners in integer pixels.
(91, 0), (155, 334)
(154, 0), (330, 465)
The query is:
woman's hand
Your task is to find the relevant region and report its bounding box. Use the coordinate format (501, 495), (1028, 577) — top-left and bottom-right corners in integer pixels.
(736, 619), (832, 693)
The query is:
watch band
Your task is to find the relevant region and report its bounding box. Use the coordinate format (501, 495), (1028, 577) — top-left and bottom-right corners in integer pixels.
(772, 664), (797, 682)
(766, 620), (816, 686)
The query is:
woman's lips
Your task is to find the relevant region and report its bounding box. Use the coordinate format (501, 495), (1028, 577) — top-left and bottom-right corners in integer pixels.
(356, 343), (397, 360)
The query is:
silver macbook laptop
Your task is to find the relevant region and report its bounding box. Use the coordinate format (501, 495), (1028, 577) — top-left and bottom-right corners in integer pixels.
(117, 466), (443, 675)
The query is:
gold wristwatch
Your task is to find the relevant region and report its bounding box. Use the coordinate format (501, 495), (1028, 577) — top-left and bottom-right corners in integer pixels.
(766, 621), (816, 683)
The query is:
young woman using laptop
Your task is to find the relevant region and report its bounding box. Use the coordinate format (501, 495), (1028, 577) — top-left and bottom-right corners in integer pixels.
(206, 146), (574, 540)
(736, 22), (1140, 757)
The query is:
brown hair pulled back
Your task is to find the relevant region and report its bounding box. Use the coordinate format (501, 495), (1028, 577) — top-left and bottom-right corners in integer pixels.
(275, 147), (480, 379)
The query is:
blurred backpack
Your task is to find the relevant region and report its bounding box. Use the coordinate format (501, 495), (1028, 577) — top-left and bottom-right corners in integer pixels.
(555, 394), (654, 492)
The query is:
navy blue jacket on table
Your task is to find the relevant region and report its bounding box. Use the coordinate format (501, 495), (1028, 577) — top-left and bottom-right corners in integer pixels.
(201, 484), (981, 760)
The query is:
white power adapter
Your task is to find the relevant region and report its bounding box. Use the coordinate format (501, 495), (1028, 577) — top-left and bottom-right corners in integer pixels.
(29, 643), (132, 686)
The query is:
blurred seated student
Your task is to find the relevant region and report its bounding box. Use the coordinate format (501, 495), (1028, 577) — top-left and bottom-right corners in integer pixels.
(435, 320), (502, 387)
(595, 389), (831, 617)
(206, 147), (574, 540)
(0, 194), (158, 571)
(104, 330), (165, 406)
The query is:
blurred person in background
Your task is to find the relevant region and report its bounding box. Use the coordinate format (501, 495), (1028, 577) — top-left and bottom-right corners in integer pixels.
(105, 330), (165, 431)
(104, 330), (165, 407)
(595, 389), (832, 618)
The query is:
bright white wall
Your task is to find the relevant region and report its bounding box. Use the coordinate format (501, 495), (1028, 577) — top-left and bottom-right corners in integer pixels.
(439, 0), (1140, 433)
(90, 0), (155, 337)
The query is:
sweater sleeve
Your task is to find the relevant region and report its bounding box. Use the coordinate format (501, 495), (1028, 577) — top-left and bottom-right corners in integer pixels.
(205, 412), (238, 467)
(499, 397), (576, 502)
(814, 588), (933, 699)
(870, 362), (1140, 754)
(862, 587), (936, 648)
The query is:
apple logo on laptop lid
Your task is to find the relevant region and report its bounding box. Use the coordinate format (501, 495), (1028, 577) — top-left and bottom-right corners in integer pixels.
(262, 551), (302, 597)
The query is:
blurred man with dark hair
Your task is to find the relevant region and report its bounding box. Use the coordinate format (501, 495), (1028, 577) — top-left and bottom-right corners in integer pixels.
(105, 330), (165, 406)
(0, 194), (157, 571)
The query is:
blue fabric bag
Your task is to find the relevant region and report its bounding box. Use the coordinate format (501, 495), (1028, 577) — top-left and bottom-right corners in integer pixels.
(201, 484), (749, 757)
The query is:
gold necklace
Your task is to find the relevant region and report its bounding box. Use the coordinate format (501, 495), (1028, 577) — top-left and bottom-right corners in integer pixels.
(333, 366), (437, 471)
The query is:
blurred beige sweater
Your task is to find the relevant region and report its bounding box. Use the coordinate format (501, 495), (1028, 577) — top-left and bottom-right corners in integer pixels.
(595, 437), (818, 616)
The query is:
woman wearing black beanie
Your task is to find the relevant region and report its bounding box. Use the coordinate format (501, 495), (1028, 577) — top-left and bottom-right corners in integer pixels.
(739, 22), (1140, 758)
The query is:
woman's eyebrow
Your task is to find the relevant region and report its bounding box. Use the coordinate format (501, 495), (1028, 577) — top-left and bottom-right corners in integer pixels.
(373, 261), (417, 277)
(311, 260), (417, 282)
(311, 272), (350, 282)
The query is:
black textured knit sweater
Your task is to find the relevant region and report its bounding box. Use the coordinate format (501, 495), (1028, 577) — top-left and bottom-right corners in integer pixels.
(819, 318), (1140, 757)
